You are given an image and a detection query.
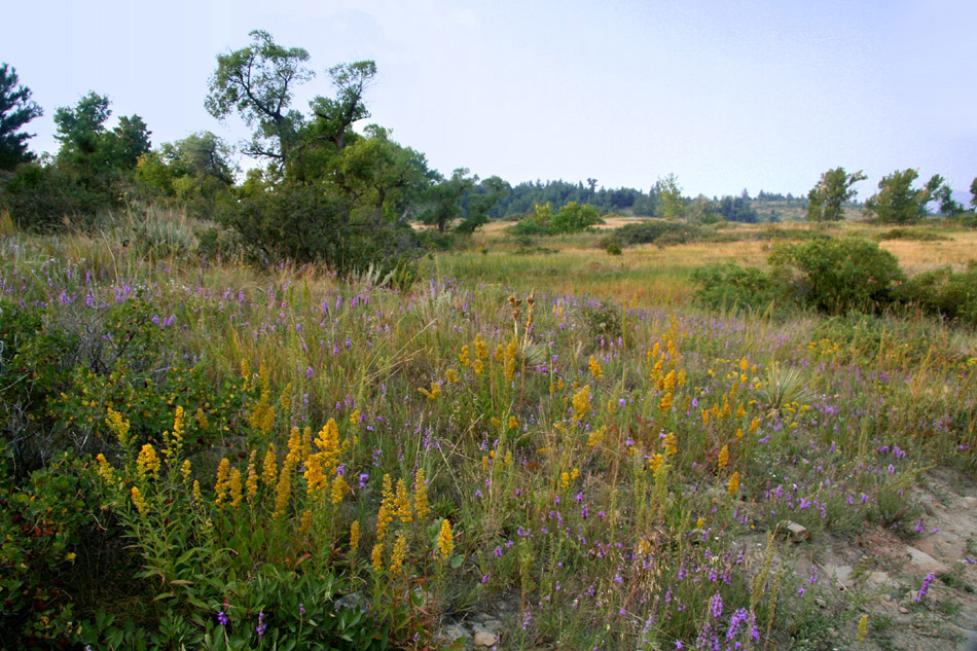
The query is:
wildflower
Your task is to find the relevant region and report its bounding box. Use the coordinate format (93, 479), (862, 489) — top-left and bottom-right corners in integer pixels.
(663, 432), (678, 457)
(855, 613), (869, 642)
(649, 453), (666, 474)
(504, 338), (518, 381)
(414, 469), (430, 519)
(313, 420), (341, 474)
(371, 543), (384, 571)
(389, 532), (408, 575)
(459, 344), (471, 367)
(749, 416), (760, 433)
(214, 458), (231, 507)
(245, 452), (258, 502)
(718, 444), (729, 472)
(395, 478), (412, 522)
(572, 385), (591, 424)
(299, 509), (313, 535)
(418, 381), (442, 401)
(331, 474), (348, 505)
(709, 592), (724, 619)
(261, 444), (278, 488)
(588, 355), (603, 379)
(437, 518), (455, 561)
(192, 480), (202, 505)
(727, 471), (741, 496)
(914, 572), (936, 602)
(162, 405), (185, 463)
(474, 335), (488, 361)
(105, 407), (131, 448)
(349, 520), (361, 552)
(228, 468), (243, 508)
(180, 459), (192, 484)
(445, 368), (460, 384)
(273, 464), (292, 519)
(587, 426), (607, 448)
(255, 610), (267, 637)
(216, 610), (229, 627)
(136, 444), (160, 481)
(130, 486), (147, 515)
(304, 454), (328, 496)
(94, 454), (114, 483)
(659, 392), (673, 412)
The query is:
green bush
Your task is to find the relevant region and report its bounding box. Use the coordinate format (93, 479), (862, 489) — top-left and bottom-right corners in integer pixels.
(769, 238), (905, 314)
(691, 264), (786, 313)
(895, 266), (977, 325)
(0, 163), (100, 232)
(606, 220), (705, 247)
(510, 201), (602, 236)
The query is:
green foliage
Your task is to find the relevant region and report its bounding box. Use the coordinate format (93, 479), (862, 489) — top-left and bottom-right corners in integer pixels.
(863, 169), (936, 224)
(607, 219), (705, 247)
(769, 238), (905, 314)
(511, 201), (602, 235)
(806, 167), (866, 222)
(0, 162), (98, 231)
(654, 173), (686, 220)
(895, 266), (977, 326)
(691, 264), (785, 313)
(0, 63), (43, 171)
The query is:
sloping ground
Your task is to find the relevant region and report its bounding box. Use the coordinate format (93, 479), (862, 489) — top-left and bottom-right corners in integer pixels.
(792, 470), (977, 650)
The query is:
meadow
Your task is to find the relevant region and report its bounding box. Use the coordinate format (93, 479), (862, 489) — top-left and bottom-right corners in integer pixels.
(2, 211), (977, 650)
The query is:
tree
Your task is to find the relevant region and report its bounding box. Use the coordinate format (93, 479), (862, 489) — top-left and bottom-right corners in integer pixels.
(806, 167), (866, 221)
(930, 179), (963, 215)
(0, 64), (43, 171)
(205, 30), (313, 165)
(457, 175), (509, 233)
(422, 168), (474, 232)
(864, 169), (935, 224)
(309, 61), (377, 150)
(655, 174), (686, 221)
(971, 177), (977, 211)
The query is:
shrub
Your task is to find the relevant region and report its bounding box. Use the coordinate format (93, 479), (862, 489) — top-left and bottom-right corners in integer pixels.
(895, 266), (977, 325)
(769, 238), (905, 314)
(691, 264), (785, 313)
(607, 220), (705, 247)
(0, 163), (100, 232)
(511, 201), (602, 236)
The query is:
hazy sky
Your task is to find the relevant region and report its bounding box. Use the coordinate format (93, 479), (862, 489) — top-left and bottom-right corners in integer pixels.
(6, 0), (976, 198)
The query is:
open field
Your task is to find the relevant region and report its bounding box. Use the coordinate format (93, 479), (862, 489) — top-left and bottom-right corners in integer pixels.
(3, 212), (977, 650)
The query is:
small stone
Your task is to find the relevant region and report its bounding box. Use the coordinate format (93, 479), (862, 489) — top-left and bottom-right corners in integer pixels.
(899, 606), (909, 614)
(473, 629), (498, 647)
(778, 521), (809, 542)
(436, 623), (470, 646)
(905, 545), (948, 574)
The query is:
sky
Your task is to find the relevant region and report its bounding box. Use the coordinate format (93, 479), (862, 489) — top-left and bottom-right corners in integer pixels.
(5, 0), (977, 199)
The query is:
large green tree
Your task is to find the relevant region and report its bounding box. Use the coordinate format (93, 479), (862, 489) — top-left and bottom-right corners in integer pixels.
(655, 174), (686, 221)
(0, 63), (43, 171)
(422, 168), (475, 232)
(864, 169), (940, 223)
(971, 177), (977, 211)
(806, 167), (866, 221)
(205, 30), (312, 165)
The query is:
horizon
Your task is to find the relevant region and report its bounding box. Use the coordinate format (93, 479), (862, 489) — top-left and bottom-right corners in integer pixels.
(5, 0), (976, 200)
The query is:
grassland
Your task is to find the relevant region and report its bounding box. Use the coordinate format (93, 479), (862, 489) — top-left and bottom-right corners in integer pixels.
(2, 212), (977, 650)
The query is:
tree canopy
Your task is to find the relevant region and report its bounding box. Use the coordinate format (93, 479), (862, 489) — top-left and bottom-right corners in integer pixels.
(0, 63), (43, 171)
(806, 167), (866, 221)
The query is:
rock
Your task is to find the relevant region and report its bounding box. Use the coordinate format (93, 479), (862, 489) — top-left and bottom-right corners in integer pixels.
(905, 545), (948, 574)
(435, 623), (470, 646)
(777, 521), (809, 542)
(899, 606), (910, 614)
(473, 628), (498, 648)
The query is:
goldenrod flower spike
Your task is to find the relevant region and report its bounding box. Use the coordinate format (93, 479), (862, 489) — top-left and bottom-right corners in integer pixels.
(437, 518), (454, 561)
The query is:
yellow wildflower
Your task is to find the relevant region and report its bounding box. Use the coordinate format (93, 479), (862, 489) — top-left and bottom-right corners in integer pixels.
(437, 518), (454, 561)
(474, 335), (488, 361)
(299, 509), (313, 535)
(371, 543), (384, 572)
(95, 454), (114, 483)
(588, 355), (603, 380)
(459, 344), (471, 367)
(587, 426), (607, 448)
(162, 405), (185, 463)
(445, 368), (460, 384)
(304, 454), (328, 496)
(659, 392), (673, 412)
(136, 444), (160, 481)
(273, 465), (292, 519)
(389, 532), (408, 575)
(727, 471), (741, 496)
(735, 427), (744, 441)
(507, 415), (519, 430)
(261, 444), (278, 487)
(696, 516), (705, 529)
(856, 614), (869, 642)
(571, 385), (591, 424)
(214, 458), (231, 507)
(105, 407), (130, 448)
(414, 469), (430, 520)
(749, 416), (760, 433)
(648, 453), (666, 474)
(245, 451), (258, 501)
(130, 486), (147, 515)
(180, 459), (192, 484)
(192, 480), (202, 505)
(663, 432), (678, 457)
(194, 407), (208, 430)
(560, 471), (571, 490)
(718, 445), (729, 472)
(314, 419), (342, 474)
(331, 474), (348, 505)
(349, 520), (361, 552)
(418, 381), (441, 401)
(472, 358), (484, 376)
(228, 468), (243, 508)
